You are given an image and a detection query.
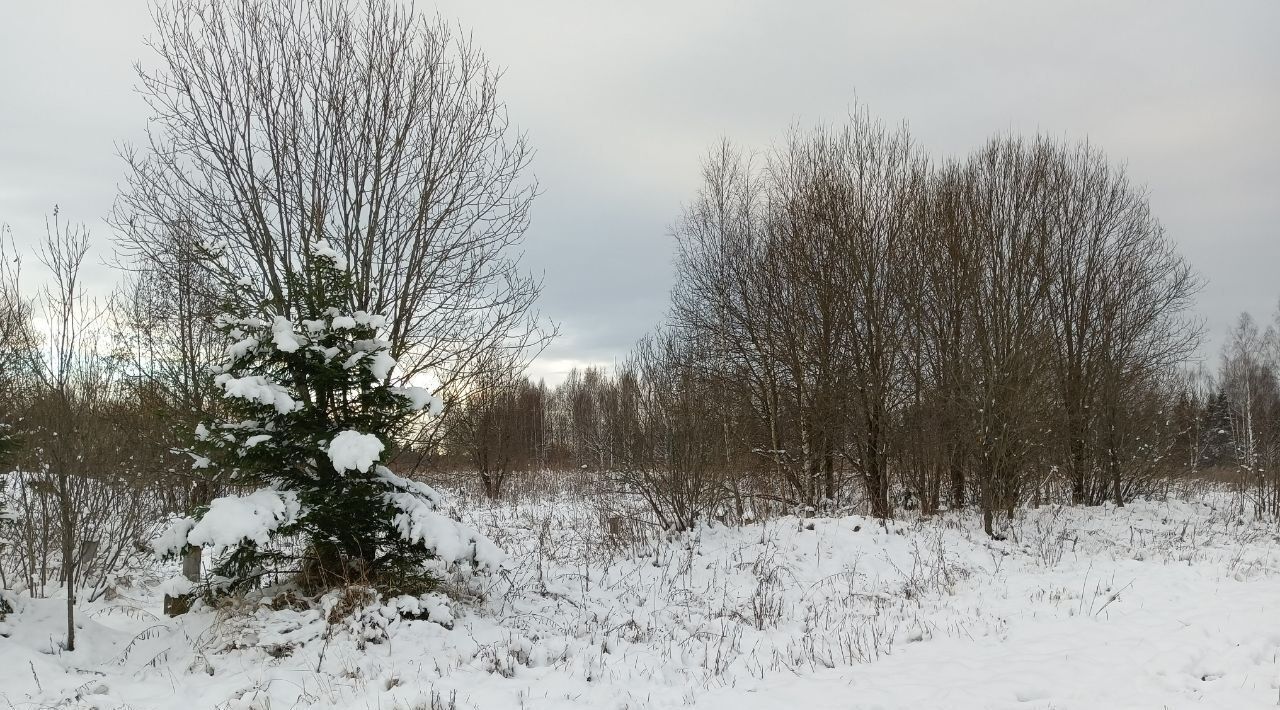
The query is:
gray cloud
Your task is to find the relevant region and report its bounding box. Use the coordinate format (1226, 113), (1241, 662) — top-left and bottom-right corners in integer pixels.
(3, 1), (1277, 381)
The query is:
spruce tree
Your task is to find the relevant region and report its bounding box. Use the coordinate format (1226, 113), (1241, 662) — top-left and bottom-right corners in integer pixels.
(1199, 389), (1235, 469)
(158, 241), (500, 596)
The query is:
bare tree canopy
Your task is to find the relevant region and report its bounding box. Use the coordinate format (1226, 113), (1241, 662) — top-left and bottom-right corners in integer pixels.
(114, 0), (546, 385)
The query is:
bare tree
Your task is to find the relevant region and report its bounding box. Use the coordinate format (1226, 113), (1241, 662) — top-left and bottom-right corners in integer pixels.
(784, 113), (928, 519)
(1217, 313), (1280, 515)
(1040, 139), (1201, 505)
(902, 161), (984, 513)
(442, 348), (546, 499)
(109, 225), (227, 593)
(0, 213), (157, 649)
(0, 227), (38, 432)
(944, 137), (1059, 537)
(607, 328), (729, 531)
(671, 142), (799, 504)
(114, 0), (549, 398)
(673, 113), (927, 519)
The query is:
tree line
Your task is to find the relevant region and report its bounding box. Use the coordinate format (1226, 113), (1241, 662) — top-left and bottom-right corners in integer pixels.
(437, 111), (1220, 538)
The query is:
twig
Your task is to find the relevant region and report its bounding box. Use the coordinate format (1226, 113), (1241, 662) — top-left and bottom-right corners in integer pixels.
(28, 661), (42, 693)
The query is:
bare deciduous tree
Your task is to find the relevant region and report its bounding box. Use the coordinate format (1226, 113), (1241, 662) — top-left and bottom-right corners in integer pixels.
(1040, 140), (1201, 505)
(114, 0), (549, 395)
(607, 328), (730, 531)
(442, 348), (547, 499)
(1, 213), (157, 649)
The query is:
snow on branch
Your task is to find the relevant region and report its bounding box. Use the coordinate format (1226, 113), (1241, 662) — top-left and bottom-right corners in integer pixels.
(327, 430), (384, 473)
(185, 490), (302, 557)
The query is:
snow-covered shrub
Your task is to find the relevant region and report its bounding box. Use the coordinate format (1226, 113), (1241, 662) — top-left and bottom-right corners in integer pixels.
(157, 240), (500, 597)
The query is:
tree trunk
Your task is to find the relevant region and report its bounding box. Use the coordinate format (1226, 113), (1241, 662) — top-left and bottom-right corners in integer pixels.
(865, 440), (892, 520)
(949, 449), (965, 508)
(58, 472), (76, 651)
(167, 480), (209, 616)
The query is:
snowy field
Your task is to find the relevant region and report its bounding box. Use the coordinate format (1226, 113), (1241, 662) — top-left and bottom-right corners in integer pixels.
(3, 489), (1279, 709)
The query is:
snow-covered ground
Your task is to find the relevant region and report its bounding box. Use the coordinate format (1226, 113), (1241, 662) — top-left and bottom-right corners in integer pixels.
(3, 492), (1279, 709)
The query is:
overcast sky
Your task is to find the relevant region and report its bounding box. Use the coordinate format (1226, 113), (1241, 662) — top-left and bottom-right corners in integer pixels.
(1, 1), (1277, 382)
